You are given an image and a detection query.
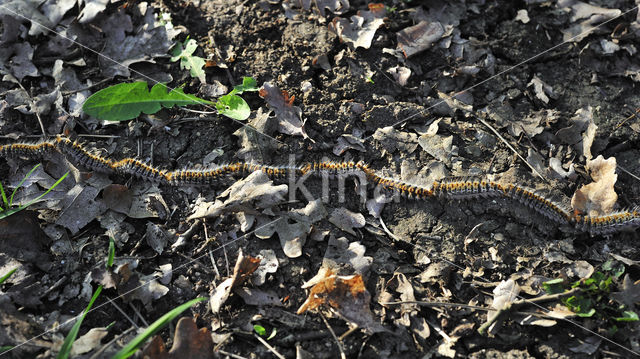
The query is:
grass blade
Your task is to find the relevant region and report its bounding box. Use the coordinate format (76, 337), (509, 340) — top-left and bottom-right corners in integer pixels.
(9, 163), (41, 207)
(56, 285), (103, 359)
(0, 268), (17, 285)
(111, 297), (207, 359)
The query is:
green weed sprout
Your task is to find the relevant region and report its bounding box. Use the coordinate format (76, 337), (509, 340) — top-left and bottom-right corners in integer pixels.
(543, 259), (638, 333)
(0, 164), (69, 219)
(253, 324), (277, 340)
(112, 297), (208, 359)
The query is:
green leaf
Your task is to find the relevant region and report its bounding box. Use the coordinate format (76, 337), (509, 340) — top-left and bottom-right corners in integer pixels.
(82, 82), (214, 122)
(171, 38), (206, 83)
(107, 237), (115, 268)
(230, 77), (259, 95)
(614, 311), (639, 322)
(215, 94), (250, 121)
(0, 268), (17, 285)
(0, 346), (13, 354)
(253, 325), (266, 336)
(111, 297), (207, 359)
(576, 308), (596, 317)
(56, 286), (103, 359)
(542, 278), (566, 294)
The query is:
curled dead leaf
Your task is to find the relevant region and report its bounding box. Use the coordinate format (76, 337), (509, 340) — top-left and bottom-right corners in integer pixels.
(571, 155), (617, 216)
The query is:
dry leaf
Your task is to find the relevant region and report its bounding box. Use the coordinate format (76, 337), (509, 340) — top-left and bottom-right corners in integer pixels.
(571, 155), (617, 216)
(387, 66), (411, 86)
(397, 20), (445, 57)
(210, 250), (261, 313)
(559, 0), (622, 42)
(611, 274), (640, 309)
(486, 279), (520, 334)
(188, 171), (287, 220)
(527, 75), (556, 104)
(372, 126), (419, 153)
(259, 82), (309, 139)
(69, 327), (108, 357)
(297, 268), (385, 333)
(328, 3), (386, 50)
(254, 199), (327, 258)
(235, 287), (283, 307)
(329, 207), (365, 235)
(252, 249), (279, 286)
(140, 317), (214, 359)
(555, 106), (597, 160)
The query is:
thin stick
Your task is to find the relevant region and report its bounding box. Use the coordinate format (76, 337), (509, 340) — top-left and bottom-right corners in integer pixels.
(320, 313), (346, 359)
(217, 349), (249, 359)
(475, 116), (547, 182)
(105, 296), (139, 329)
(477, 287), (582, 334)
(254, 334), (286, 359)
(618, 165), (640, 183)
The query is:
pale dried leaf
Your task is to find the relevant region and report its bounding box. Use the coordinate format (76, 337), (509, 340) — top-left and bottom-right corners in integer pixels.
(387, 66), (411, 86)
(555, 106), (597, 160)
(528, 75), (556, 103)
(329, 207), (365, 235)
(571, 155), (617, 216)
(328, 4), (386, 50)
(559, 0), (621, 42)
(259, 82), (309, 139)
(235, 287), (283, 307)
(188, 171), (287, 220)
(487, 279), (520, 334)
(397, 20), (445, 57)
(210, 250), (261, 313)
(69, 327), (108, 356)
(372, 126), (419, 153)
(252, 249), (279, 286)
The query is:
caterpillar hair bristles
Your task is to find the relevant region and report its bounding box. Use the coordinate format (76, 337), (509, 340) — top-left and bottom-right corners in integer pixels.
(0, 136), (638, 235)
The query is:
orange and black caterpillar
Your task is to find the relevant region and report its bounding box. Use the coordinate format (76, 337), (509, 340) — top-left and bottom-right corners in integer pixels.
(1, 137), (639, 236)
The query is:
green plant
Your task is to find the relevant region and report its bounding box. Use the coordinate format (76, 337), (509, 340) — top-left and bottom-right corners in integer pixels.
(170, 36), (206, 83)
(253, 324), (276, 340)
(107, 237), (115, 268)
(82, 77), (258, 122)
(0, 164), (69, 219)
(111, 297), (207, 359)
(56, 286), (103, 359)
(57, 237), (116, 358)
(543, 260), (637, 333)
(0, 268), (17, 285)
(82, 82), (214, 122)
(215, 76), (259, 121)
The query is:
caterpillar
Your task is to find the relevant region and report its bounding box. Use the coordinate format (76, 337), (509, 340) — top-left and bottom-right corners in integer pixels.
(1, 136), (639, 236)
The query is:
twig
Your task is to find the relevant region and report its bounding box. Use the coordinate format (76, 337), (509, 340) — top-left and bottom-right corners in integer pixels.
(61, 77), (112, 96)
(105, 296), (139, 329)
(15, 80), (46, 137)
(475, 115), (547, 182)
(618, 165), (640, 183)
(128, 302), (149, 327)
(217, 349), (249, 359)
(477, 287), (582, 335)
(254, 334), (286, 359)
(320, 312), (346, 359)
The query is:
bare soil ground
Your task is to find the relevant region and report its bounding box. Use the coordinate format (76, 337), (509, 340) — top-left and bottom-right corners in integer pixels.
(1, 0), (640, 358)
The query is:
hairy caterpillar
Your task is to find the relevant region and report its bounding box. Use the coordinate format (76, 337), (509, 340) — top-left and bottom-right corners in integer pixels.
(1, 136), (638, 236)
